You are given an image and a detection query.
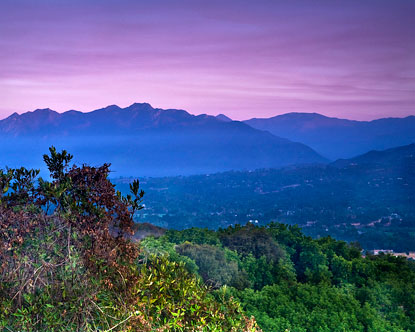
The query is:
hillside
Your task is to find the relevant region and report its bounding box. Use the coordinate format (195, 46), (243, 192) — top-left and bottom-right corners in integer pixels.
(244, 113), (415, 159)
(115, 144), (415, 251)
(0, 103), (326, 176)
(1, 149), (414, 332)
(0, 148), (259, 332)
(332, 143), (415, 170)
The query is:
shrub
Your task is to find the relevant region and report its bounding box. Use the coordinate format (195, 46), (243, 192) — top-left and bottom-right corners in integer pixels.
(0, 147), (260, 331)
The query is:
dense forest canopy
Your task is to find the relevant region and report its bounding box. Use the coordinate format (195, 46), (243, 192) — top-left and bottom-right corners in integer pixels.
(157, 224), (415, 331)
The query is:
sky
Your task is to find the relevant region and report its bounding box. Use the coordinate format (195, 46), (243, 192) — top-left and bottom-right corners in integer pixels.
(0, 0), (414, 121)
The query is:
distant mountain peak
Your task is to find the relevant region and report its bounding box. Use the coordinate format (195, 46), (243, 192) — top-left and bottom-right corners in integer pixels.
(244, 112), (415, 160)
(6, 112), (19, 119)
(126, 102), (154, 111)
(216, 114), (232, 122)
(104, 104), (122, 110)
(32, 108), (57, 114)
(276, 112), (324, 118)
(26, 108), (60, 120)
(64, 110), (83, 115)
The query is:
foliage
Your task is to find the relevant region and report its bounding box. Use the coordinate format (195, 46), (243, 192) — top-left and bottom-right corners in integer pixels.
(166, 228), (221, 246)
(176, 242), (248, 289)
(0, 147), (260, 331)
(150, 222), (415, 332)
(140, 236), (199, 275)
(2, 146), (414, 331)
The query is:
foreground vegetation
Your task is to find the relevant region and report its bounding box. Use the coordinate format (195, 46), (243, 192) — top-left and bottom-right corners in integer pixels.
(154, 224), (415, 332)
(0, 148), (258, 331)
(1, 148), (414, 331)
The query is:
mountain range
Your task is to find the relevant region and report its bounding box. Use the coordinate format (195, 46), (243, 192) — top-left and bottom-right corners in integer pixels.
(244, 112), (415, 160)
(0, 103), (325, 176)
(2, 103), (413, 176)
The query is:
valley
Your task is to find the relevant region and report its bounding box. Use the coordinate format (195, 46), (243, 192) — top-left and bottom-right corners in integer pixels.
(115, 144), (415, 251)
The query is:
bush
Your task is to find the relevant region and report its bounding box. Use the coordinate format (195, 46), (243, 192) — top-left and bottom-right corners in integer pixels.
(0, 147), (260, 332)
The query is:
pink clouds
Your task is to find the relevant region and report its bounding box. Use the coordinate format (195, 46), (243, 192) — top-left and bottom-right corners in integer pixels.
(0, 0), (414, 120)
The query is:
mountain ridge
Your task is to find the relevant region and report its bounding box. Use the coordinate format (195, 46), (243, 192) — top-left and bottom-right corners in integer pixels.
(331, 143), (415, 169)
(244, 112), (415, 159)
(0, 103), (326, 176)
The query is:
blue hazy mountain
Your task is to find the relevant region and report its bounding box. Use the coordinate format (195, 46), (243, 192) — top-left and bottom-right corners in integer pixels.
(244, 113), (415, 160)
(0, 103), (326, 176)
(215, 114), (233, 122)
(332, 143), (415, 171)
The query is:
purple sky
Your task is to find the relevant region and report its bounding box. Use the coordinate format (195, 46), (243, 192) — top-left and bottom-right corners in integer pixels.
(0, 0), (414, 120)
